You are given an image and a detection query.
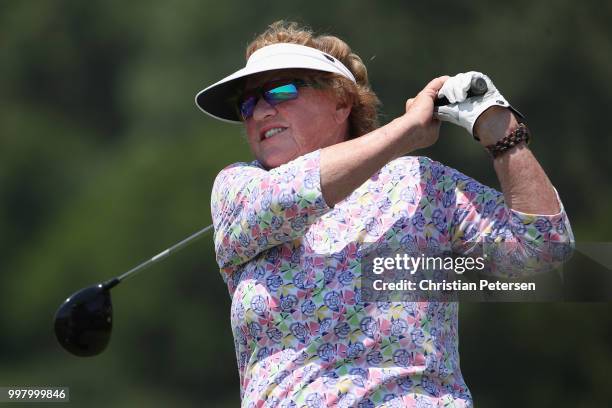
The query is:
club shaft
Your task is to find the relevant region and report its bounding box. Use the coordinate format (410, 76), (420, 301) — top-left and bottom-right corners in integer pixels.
(115, 224), (214, 284)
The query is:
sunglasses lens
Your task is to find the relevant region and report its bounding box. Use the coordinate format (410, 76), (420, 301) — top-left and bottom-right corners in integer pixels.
(239, 82), (302, 120)
(265, 83), (299, 104)
(240, 96), (257, 119)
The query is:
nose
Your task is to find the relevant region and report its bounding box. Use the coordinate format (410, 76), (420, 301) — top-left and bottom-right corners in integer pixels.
(252, 96), (277, 121)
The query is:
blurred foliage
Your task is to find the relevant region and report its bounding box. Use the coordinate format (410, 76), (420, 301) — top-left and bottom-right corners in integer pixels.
(1, 0), (611, 407)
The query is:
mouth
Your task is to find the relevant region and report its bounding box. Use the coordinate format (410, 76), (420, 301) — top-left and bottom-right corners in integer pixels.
(260, 127), (288, 141)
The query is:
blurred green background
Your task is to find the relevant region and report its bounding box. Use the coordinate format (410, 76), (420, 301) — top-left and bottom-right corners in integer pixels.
(1, 1), (611, 407)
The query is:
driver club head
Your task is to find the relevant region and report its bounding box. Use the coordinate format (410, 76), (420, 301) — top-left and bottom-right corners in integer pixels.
(54, 279), (118, 357)
(52, 224), (212, 357)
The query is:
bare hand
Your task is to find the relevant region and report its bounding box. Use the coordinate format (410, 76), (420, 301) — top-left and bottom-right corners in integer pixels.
(403, 76), (449, 150)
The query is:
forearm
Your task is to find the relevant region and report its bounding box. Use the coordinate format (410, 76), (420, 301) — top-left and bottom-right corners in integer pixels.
(319, 76), (449, 208)
(475, 107), (560, 215)
(320, 117), (416, 207)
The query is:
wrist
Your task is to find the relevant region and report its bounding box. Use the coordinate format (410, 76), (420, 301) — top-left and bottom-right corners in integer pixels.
(390, 115), (420, 155)
(486, 123), (531, 159)
(474, 106), (519, 146)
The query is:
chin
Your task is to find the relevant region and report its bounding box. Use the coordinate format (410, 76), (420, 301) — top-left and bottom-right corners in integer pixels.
(259, 157), (286, 170)
(258, 152), (298, 170)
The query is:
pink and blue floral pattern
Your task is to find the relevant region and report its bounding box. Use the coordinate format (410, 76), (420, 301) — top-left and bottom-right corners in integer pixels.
(211, 149), (573, 407)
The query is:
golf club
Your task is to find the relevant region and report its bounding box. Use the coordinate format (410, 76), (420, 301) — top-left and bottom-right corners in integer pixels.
(434, 75), (488, 106)
(54, 224), (214, 357)
(53, 75), (488, 358)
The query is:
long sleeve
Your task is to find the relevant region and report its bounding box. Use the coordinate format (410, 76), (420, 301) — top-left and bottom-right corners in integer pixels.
(210, 149), (332, 271)
(419, 157), (574, 277)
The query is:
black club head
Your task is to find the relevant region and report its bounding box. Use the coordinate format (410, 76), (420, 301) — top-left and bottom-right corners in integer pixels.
(54, 283), (115, 357)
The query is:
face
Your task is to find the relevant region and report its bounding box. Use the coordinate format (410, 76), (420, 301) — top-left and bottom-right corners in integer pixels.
(242, 70), (351, 169)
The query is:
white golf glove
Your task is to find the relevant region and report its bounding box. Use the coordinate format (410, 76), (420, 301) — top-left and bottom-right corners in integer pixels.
(434, 71), (522, 139)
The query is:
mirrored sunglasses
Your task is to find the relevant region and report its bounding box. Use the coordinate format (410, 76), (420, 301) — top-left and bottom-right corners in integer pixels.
(239, 79), (310, 120)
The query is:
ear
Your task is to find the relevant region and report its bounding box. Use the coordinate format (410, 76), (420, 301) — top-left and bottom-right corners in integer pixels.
(334, 101), (352, 125)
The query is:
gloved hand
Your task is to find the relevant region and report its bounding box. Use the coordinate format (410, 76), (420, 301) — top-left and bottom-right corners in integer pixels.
(434, 71), (521, 139)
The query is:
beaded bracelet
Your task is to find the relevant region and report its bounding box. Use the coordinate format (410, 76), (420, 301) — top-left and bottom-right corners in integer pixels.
(485, 122), (530, 158)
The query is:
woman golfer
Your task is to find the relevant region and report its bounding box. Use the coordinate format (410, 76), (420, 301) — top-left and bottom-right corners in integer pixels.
(196, 21), (573, 407)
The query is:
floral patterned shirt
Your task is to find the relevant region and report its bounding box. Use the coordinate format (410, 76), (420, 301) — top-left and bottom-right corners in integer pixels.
(211, 149), (573, 408)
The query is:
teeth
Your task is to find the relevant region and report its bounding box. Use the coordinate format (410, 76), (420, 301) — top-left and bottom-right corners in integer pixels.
(264, 128), (286, 138)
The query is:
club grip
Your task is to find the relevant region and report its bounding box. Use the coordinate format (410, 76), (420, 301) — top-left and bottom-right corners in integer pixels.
(434, 75), (488, 106)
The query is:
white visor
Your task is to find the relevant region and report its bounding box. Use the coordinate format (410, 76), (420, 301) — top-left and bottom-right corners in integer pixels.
(194, 43), (357, 123)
